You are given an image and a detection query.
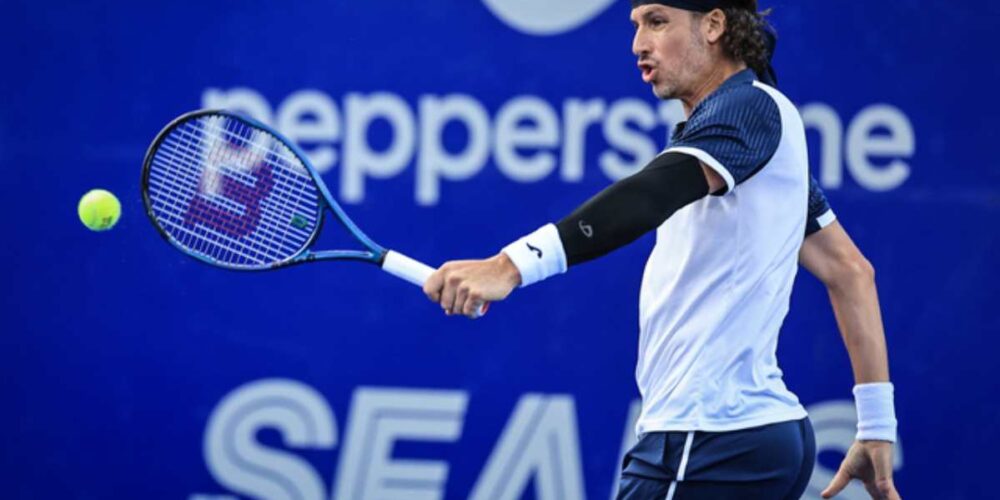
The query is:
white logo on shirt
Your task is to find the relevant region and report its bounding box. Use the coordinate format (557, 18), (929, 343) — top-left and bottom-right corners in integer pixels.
(481, 0), (616, 36)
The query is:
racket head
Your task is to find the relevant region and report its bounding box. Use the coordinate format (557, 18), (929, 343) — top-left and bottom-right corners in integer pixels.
(142, 110), (327, 270)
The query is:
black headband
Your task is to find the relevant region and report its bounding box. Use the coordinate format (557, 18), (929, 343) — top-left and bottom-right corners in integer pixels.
(630, 0), (730, 12)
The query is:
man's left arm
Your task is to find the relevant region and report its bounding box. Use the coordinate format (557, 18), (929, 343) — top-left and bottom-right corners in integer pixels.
(799, 218), (901, 500)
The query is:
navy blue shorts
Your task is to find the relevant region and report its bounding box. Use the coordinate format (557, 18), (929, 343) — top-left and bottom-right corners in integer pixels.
(617, 418), (815, 500)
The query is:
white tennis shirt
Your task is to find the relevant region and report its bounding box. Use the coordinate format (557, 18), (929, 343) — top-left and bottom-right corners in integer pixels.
(635, 70), (811, 433)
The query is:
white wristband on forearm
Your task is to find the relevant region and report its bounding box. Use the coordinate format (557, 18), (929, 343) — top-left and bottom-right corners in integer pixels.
(854, 382), (897, 442)
(501, 224), (568, 287)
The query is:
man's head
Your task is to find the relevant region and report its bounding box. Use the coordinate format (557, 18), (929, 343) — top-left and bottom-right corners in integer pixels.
(630, 0), (773, 100)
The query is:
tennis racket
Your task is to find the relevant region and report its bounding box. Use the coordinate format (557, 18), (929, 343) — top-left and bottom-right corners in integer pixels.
(141, 109), (486, 316)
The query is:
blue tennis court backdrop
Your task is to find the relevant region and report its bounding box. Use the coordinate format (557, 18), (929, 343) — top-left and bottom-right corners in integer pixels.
(1, 1), (996, 499)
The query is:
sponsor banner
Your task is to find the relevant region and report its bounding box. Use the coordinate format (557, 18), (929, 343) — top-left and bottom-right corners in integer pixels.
(2, 1), (995, 499)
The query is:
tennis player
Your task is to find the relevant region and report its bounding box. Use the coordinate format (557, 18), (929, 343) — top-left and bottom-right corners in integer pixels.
(425, 1), (899, 498)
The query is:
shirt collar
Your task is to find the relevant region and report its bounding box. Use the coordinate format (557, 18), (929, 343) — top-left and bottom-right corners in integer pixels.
(671, 68), (757, 140)
(693, 68), (756, 112)
(717, 68), (757, 92)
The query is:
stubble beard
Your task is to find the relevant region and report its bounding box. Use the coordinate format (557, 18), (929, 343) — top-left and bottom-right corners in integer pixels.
(653, 30), (710, 101)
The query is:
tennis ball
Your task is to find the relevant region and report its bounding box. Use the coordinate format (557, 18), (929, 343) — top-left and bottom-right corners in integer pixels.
(78, 189), (121, 231)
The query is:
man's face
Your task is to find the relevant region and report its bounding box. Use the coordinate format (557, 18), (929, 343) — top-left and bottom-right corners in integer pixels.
(631, 5), (710, 100)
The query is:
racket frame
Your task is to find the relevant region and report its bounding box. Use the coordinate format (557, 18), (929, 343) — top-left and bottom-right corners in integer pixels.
(141, 109), (390, 270)
(142, 109), (484, 315)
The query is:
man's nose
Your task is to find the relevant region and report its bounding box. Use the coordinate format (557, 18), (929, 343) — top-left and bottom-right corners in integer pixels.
(633, 30), (650, 57)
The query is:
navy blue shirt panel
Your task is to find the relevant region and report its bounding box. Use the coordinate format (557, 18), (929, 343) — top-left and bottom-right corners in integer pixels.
(670, 69), (782, 194)
(805, 176), (834, 237)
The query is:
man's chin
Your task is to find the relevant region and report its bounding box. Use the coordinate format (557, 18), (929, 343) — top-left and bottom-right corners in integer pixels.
(652, 85), (674, 100)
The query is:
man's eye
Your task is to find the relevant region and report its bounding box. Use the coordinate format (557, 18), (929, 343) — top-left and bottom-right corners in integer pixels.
(651, 18), (666, 27)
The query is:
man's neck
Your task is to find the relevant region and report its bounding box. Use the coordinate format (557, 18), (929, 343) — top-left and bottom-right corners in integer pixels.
(680, 60), (748, 116)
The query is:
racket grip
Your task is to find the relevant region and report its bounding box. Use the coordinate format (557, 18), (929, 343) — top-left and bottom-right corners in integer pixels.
(382, 250), (488, 317)
(382, 250), (434, 286)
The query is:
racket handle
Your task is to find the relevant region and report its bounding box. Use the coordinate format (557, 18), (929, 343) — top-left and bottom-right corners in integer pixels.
(382, 250), (435, 286)
(382, 250), (488, 318)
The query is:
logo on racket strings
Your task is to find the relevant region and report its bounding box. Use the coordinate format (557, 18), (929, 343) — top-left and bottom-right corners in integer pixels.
(183, 124), (278, 238)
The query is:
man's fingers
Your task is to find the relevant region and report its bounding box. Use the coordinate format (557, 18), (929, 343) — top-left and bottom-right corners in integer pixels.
(870, 447), (895, 484)
(821, 469), (852, 498)
(423, 269), (444, 302)
(862, 479), (901, 500)
(426, 258), (509, 317)
(862, 480), (882, 500)
(886, 487), (902, 500)
(872, 478), (900, 500)
(452, 286), (470, 316)
(872, 476), (898, 500)
(440, 274), (459, 314)
(462, 292), (483, 318)
(867, 442), (897, 499)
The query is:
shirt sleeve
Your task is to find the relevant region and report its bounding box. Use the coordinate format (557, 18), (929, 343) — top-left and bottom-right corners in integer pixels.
(805, 175), (836, 237)
(664, 86), (781, 195)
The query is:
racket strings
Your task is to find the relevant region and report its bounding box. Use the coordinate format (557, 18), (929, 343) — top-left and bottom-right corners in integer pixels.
(152, 132), (316, 241)
(148, 154), (299, 266)
(146, 115), (323, 268)
(154, 119), (316, 262)
(150, 125), (302, 260)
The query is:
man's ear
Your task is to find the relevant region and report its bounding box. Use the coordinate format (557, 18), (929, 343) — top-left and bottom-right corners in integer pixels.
(702, 9), (727, 44)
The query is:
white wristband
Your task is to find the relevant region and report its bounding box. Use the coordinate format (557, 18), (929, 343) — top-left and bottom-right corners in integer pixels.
(854, 382), (897, 442)
(501, 224), (568, 287)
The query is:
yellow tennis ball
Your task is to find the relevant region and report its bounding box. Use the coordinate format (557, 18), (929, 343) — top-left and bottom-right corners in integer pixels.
(78, 189), (121, 231)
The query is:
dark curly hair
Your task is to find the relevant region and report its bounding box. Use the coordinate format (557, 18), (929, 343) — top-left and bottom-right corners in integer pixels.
(694, 1), (776, 79)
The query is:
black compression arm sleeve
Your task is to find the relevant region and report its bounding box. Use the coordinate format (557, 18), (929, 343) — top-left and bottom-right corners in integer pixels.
(555, 152), (709, 266)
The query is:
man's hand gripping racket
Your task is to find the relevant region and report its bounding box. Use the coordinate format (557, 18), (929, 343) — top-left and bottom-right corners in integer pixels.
(141, 109), (487, 317)
(422, 254), (520, 318)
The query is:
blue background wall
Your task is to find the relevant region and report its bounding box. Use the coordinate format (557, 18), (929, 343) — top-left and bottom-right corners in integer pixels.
(2, 1), (997, 498)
